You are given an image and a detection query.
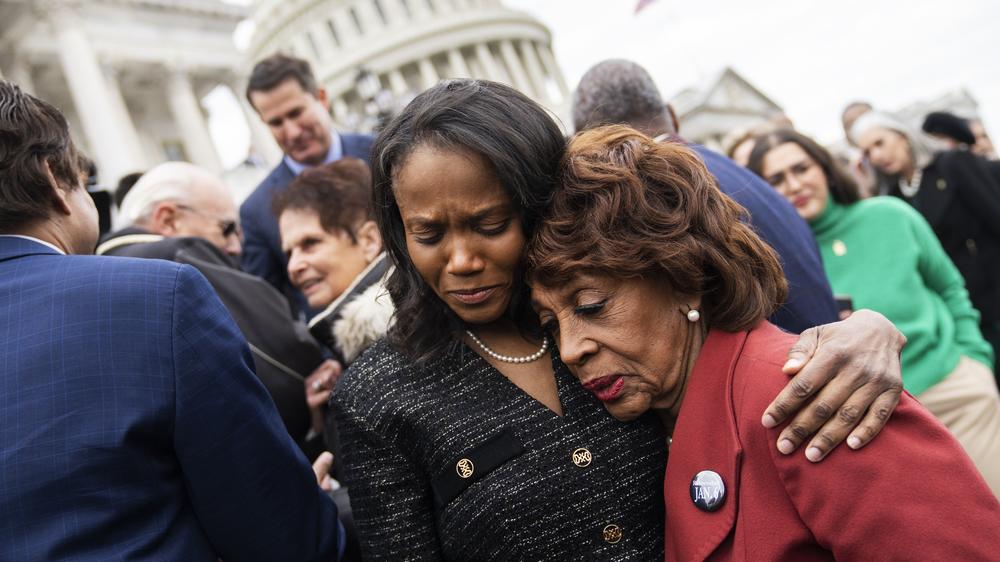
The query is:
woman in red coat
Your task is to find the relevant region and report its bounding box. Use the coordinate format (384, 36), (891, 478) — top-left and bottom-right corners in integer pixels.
(528, 125), (1000, 560)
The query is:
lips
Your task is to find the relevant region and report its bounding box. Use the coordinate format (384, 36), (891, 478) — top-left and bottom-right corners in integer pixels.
(298, 278), (323, 295)
(449, 285), (500, 305)
(793, 195), (812, 208)
(582, 375), (625, 402)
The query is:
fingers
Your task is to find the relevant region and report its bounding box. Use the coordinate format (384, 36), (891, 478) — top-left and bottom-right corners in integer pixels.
(307, 389), (333, 410)
(845, 388), (900, 450)
(762, 328), (832, 429)
(773, 372), (859, 458)
(312, 451), (333, 486)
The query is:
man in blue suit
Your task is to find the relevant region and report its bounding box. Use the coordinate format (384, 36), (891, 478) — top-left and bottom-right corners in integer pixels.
(241, 54), (374, 317)
(571, 59), (840, 333)
(0, 81), (342, 560)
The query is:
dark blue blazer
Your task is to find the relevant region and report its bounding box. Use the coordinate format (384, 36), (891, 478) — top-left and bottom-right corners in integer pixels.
(0, 237), (342, 561)
(240, 133), (375, 316)
(693, 145), (839, 333)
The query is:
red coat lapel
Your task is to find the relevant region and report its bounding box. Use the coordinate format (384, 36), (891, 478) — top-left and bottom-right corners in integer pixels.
(664, 329), (748, 561)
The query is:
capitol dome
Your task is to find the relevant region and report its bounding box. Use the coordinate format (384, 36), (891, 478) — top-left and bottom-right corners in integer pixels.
(246, 0), (569, 129)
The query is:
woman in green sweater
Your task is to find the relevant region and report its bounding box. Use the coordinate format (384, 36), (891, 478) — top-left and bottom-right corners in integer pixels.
(747, 129), (1000, 496)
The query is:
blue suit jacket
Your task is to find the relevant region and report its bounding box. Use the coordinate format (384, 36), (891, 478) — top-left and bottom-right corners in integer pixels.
(240, 133), (375, 317)
(0, 237), (342, 561)
(693, 145), (839, 333)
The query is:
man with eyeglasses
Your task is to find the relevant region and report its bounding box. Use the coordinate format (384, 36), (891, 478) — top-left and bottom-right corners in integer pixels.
(97, 161), (337, 462)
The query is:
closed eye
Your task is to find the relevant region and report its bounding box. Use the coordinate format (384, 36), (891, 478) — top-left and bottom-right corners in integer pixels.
(477, 219), (511, 237)
(574, 300), (606, 316)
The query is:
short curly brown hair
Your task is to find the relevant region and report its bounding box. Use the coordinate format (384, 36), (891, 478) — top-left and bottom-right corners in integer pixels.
(528, 125), (787, 332)
(272, 157), (372, 242)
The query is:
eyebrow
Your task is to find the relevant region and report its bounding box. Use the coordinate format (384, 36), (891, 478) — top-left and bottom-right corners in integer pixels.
(404, 203), (513, 229)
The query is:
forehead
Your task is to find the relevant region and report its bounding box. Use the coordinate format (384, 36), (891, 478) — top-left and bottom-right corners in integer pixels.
(763, 142), (810, 170)
(279, 207), (324, 240)
(531, 272), (607, 306)
(393, 145), (512, 218)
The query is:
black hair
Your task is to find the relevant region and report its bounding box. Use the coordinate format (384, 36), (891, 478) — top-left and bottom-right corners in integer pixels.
(371, 79), (565, 363)
(246, 53), (318, 105)
(0, 80), (88, 232)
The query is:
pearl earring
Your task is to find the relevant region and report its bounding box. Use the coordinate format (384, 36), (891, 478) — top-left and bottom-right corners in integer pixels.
(686, 309), (700, 323)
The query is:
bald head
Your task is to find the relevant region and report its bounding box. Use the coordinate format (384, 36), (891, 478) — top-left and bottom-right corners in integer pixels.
(572, 59), (676, 137)
(119, 162), (241, 256)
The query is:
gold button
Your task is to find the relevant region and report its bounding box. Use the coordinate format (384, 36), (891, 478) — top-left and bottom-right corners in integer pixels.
(603, 524), (622, 544)
(572, 447), (593, 468)
(832, 240), (847, 256)
(456, 458), (474, 479)
(937, 179), (947, 190)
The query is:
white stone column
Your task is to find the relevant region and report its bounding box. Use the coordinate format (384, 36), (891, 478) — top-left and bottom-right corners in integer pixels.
(102, 65), (147, 171)
(167, 69), (223, 174)
(6, 58), (35, 95)
(381, 0), (406, 25)
(519, 40), (549, 104)
(409, 0), (432, 19)
(332, 96), (350, 124)
(388, 68), (408, 96)
(537, 43), (569, 100)
(234, 80), (283, 167)
(474, 43), (501, 82)
(333, 10), (362, 45)
(447, 48), (470, 78)
(418, 58), (439, 89)
(357, 0), (384, 30)
(52, 8), (143, 184)
(498, 40), (532, 97)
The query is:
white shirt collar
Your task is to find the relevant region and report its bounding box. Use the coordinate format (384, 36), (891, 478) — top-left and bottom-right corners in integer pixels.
(284, 129), (343, 176)
(0, 234), (66, 255)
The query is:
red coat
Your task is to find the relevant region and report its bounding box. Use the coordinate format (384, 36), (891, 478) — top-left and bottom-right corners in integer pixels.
(665, 321), (1000, 561)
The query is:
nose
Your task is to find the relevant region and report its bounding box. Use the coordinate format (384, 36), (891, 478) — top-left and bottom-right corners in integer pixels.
(445, 237), (485, 276)
(225, 236), (242, 257)
(785, 172), (804, 193)
(287, 250), (306, 283)
(557, 324), (599, 369)
(283, 119), (303, 142)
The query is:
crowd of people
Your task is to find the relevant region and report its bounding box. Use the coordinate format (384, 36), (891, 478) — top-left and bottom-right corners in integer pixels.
(2, 49), (1000, 561)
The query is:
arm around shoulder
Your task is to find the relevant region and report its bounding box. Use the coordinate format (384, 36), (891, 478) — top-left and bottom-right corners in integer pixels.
(770, 391), (1000, 560)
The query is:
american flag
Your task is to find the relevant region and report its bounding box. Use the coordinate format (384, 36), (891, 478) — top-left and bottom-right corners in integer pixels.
(635, 0), (657, 14)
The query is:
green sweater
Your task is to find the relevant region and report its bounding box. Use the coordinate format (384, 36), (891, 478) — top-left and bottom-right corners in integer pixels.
(810, 197), (994, 395)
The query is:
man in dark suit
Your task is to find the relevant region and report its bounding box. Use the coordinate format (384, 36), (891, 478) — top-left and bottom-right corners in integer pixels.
(572, 59), (840, 334)
(97, 161), (337, 460)
(241, 54), (374, 317)
(0, 80), (342, 560)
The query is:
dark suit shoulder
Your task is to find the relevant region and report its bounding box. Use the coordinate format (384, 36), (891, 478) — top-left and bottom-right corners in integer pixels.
(334, 339), (418, 409)
(240, 161), (294, 217)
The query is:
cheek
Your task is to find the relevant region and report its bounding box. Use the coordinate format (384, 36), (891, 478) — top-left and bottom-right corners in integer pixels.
(404, 241), (444, 290)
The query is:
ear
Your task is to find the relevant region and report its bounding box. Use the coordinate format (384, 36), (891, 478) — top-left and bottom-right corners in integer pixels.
(355, 220), (383, 263)
(147, 202), (181, 236)
(315, 86), (330, 110)
(665, 103), (680, 134)
(42, 159), (73, 216)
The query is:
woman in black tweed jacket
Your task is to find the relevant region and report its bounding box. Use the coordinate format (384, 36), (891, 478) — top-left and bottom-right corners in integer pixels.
(332, 80), (906, 560)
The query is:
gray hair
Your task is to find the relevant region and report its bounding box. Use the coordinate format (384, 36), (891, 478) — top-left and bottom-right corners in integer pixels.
(118, 161), (220, 226)
(572, 59), (666, 133)
(850, 111), (943, 171)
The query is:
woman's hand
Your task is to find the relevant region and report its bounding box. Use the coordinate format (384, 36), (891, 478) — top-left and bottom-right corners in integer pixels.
(305, 359), (343, 434)
(762, 309), (906, 462)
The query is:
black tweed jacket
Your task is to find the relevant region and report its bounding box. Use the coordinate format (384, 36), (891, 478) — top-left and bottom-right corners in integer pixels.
(332, 339), (667, 561)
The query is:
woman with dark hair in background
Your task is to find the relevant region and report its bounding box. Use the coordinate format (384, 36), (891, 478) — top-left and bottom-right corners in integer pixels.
(851, 112), (1000, 363)
(528, 124), (1000, 561)
(748, 128), (1000, 495)
(332, 80), (906, 559)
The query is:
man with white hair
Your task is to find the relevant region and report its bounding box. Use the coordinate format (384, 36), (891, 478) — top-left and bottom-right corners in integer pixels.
(97, 161), (338, 462)
(109, 161), (241, 258)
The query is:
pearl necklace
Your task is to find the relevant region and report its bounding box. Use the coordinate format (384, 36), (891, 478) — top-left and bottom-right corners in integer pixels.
(465, 330), (549, 364)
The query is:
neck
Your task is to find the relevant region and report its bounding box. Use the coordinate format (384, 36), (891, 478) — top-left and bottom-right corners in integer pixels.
(11, 221), (75, 254)
(653, 320), (708, 429)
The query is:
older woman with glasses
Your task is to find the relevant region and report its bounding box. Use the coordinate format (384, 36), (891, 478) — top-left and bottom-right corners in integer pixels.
(528, 125), (1000, 560)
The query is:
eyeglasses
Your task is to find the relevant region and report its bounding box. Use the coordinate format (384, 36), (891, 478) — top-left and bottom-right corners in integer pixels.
(175, 204), (241, 239)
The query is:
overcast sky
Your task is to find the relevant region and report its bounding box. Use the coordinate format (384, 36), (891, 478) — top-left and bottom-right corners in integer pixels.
(209, 0), (1000, 168)
(505, 0), (999, 143)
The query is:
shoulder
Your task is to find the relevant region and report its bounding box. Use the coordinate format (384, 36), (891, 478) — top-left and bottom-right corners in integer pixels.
(853, 195), (915, 217)
(334, 339), (417, 407)
(341, 132), (375, 158)
(240, 162), (293, 215)
(730, 323), (798, 419)
(332, 280), (395, 364)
